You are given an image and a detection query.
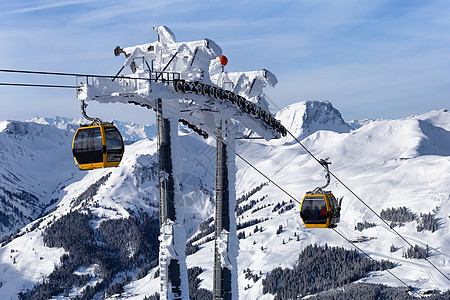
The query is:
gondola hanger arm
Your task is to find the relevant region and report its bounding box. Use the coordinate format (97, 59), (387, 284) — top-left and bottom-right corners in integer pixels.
(312, 158), (331, 194)
(81, 100), (102, 125)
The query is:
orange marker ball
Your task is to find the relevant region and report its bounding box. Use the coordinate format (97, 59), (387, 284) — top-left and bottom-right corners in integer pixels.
(219, 55), (228, 66)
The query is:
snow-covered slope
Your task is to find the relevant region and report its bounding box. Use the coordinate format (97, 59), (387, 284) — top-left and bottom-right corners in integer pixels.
(0, 120), (78, 239)
(0, 104), (449, 299)
(232, 108), (450, 298)
(0, 120), (215, 298)
(411, 109), (450, 131)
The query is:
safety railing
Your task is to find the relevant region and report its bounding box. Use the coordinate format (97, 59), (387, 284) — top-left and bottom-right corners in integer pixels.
(76, 71), (181, 99)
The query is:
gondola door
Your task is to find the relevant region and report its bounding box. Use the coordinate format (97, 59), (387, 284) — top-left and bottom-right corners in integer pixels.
(103, 125), (124, 167)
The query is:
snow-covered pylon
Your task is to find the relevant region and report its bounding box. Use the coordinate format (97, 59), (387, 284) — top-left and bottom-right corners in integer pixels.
(214, 120), (239, 300)
(156, 97), (189, 300)
(77, 25), (282, 299)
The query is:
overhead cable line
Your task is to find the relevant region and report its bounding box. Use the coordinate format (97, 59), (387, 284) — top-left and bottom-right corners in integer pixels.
(0, 68), (95, 77)
(329, 166), (450, 282)
(235, 152), (300, 205)
(2, 67), (448, 281)
(0, 82), (77, 89)
(283, 128), (450, 282)
(0, 68), (152, 81)
(331, 228), (420, 297)
(233, 151), (420, 296)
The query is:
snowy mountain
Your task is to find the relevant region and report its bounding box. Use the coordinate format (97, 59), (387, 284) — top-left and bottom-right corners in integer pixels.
(0, 120), (77, 239)
(0, 102), (449, 299)
(29, 116), (158, 144)
(276, 100), (352, 139)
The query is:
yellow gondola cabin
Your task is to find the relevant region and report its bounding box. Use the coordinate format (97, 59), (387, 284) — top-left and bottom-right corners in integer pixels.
(72, 123), (124, 170)
(300, 192), (340, 228)
(299, 159), (341, 228)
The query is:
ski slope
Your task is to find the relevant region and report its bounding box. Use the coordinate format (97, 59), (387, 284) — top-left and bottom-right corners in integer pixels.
(0, 102), (449, 299)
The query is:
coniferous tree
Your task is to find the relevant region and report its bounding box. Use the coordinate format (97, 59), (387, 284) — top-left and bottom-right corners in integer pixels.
(262, 244), (394, 299)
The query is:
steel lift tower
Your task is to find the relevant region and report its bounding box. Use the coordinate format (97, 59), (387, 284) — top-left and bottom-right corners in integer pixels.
(77, 26), (286, 299)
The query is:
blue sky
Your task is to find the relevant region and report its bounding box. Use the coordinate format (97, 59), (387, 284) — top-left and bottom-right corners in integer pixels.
(0, 0), (449, 124)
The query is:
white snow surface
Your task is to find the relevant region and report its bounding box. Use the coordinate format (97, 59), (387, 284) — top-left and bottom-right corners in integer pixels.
(0, 102), (449, 299)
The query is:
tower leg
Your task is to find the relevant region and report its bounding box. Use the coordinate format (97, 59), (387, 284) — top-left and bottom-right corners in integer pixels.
(156, 98), (188, 300)
(214, 120), (238, 299)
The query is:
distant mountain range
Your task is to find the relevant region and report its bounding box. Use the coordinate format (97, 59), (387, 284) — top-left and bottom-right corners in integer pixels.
(28, 116), (158, 144)
(0, 101), (449, 299)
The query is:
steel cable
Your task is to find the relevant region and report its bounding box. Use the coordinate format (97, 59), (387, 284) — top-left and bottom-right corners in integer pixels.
(283, 128), (450, 282)
(234, 151), (421, 296)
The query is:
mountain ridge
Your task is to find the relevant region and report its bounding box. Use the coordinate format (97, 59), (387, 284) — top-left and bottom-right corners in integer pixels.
(276, 100), (353, 140)
(28, 116), (157, 143)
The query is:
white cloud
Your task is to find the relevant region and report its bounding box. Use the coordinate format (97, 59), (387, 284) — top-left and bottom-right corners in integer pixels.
(0, 0), (99, 17)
